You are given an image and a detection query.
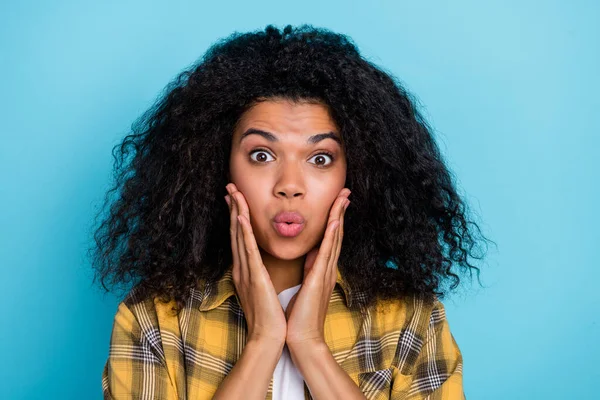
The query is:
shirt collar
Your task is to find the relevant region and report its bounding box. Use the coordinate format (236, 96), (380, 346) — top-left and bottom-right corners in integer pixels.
(198, 264), (355, 311)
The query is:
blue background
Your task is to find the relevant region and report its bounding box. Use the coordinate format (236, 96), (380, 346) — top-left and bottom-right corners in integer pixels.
(1, 1), (598, 398)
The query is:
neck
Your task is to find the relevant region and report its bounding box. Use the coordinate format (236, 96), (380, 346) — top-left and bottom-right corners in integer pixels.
(259, 248), (305, 295)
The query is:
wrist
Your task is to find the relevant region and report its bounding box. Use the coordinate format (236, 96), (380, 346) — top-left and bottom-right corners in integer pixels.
(287, 338), (328, 357)
(246, 335), (286, 353)
(287, 339), (330, 376)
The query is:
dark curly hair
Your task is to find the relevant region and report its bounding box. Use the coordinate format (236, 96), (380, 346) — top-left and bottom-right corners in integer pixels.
(89, 24), (493, 314)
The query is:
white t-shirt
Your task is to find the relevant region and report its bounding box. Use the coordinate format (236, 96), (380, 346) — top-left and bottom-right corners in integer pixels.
(272, 284), (314, 400)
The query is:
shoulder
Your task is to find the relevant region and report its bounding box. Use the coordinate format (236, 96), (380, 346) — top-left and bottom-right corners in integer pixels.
(112, 285), (184, 344)
(368, 293), (442, 335)
(368, 294), (461, 376)
(104, 287), (189, 399)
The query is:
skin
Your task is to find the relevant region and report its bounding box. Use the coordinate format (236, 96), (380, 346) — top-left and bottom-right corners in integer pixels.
(217, 98), (365, 399)
(228, 98), (348, 295)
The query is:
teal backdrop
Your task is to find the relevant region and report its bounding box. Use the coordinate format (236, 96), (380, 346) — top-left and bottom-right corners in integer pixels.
(1, 1), (598, 398)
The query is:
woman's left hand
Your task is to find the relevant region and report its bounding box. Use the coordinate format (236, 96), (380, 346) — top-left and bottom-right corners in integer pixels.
(284, 188), (351, 348)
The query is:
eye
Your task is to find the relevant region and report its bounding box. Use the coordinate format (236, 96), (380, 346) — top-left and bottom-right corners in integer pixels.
(249, 149), (274, 163)
(249, 149), (335, 168)
(308, 152), (334, 168)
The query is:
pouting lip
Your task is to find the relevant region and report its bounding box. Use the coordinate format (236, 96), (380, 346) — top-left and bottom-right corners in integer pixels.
(273, 211), (305, 224)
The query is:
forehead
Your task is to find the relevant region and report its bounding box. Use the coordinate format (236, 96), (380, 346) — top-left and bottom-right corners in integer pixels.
(234, 99), (339, 136)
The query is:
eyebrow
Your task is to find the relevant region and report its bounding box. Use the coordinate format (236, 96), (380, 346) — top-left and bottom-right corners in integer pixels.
(239, 128), (342, 146)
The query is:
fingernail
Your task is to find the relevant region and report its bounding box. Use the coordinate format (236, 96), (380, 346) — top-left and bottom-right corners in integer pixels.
(344, 200), (350, 210)
(224, 195), (230, 206)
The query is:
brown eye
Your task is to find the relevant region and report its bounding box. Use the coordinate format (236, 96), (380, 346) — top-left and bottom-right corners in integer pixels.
(249, 150), (274, 163)
(308, 153), (334, 167)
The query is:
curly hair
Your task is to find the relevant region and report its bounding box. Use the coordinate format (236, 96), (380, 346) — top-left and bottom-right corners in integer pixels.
(89, 24), (493, 314)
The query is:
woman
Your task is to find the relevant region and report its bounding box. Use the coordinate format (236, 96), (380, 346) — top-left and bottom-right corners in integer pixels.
(92, 24), (490, 399)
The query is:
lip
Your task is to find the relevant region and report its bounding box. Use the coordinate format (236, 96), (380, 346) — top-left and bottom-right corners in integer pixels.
(272, 211), (306, 238)
(274, 211), (305, 224)
(272, 222), (305, 237)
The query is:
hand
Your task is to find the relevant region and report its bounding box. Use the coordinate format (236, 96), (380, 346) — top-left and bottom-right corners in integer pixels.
(225, 183), (287, 346)
(284, 188), (351, 349)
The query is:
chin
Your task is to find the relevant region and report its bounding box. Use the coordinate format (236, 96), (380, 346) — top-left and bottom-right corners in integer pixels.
(259, 241), (309, 261)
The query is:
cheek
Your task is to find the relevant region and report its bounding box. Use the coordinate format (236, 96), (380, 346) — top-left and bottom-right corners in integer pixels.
(230, 156), (262, 213)
(317, 179), (343, 212)
(235, 184), (259, 214)
(228, 152), (246, 184)
(230, 181), (268, 231)
(314, 202), (333, 234)
(310, 192), (339, 235)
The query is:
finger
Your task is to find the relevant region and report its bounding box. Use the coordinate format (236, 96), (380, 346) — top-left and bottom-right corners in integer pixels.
(237, 214), (264, 277)
(328, 200), (344, 282)
(228, 188), (248, 284)
(327, 188), (350, 225)
(327, 219), (340, 285)
(324, 193), (347, 281)
(233, 190), (265, 286)
(331, 199), (348, 284)
(233, 194), (249, 283)
(316, 194), (346, 279)
(334, 198), (348, 259)
(327, 194), (346, 225)
(311, 219), (340, 283)
(232, 187), (250, 222)
(227, 190), (240, 274)
(329, 200), (344, 270)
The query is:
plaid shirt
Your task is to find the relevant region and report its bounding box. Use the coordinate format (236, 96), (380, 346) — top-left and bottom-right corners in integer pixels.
(102, 265), (465, 399)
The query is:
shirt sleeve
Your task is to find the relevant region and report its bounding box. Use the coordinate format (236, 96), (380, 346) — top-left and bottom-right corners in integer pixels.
(390, 298), (465, 399)
(102, 301), (179, 400)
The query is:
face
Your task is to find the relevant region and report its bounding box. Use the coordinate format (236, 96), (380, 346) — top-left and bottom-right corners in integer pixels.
(229, 98), (347, 261)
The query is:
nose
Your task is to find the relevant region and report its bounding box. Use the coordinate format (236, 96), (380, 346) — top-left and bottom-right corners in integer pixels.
(273, 161), (305, 199)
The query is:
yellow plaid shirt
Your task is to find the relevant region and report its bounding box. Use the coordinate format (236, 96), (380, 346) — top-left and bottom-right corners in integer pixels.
(102, 265), (465, 399)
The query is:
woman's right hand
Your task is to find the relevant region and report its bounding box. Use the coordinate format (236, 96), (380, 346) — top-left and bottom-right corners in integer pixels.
(225, 183), (287, 346)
